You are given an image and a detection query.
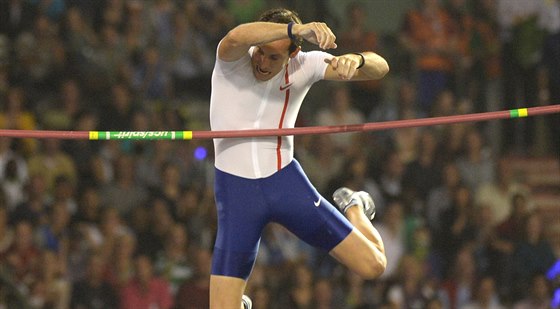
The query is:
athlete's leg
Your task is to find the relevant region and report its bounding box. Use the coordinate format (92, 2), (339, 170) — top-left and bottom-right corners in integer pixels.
(211, 169), (266, 309)
(210, 275), (246, 309)
(330, 188), (386, 279)
(329, 206), (386, 279)
(264, 161), (386, 280)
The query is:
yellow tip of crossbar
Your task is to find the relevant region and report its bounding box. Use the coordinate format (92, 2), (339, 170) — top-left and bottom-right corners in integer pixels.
(89, 131), (99, 140)
(183, 131), (193, 140)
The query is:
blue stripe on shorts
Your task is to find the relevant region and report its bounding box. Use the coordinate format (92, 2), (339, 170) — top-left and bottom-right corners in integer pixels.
(211, 159), (353, 279)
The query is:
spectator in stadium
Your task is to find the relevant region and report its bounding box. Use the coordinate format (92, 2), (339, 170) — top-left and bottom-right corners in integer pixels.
(70, 252), (119, 309)
(399, 0), (459, 113)
(120, 254), (174, 309)
(511, 211), (556, 301)
(512, 273), (553, 309)
(174, 246), (212, 309)
(461, 275), (505, 309)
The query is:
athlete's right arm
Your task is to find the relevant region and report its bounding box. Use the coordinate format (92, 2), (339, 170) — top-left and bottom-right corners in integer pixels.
(218, 22), (337, 62)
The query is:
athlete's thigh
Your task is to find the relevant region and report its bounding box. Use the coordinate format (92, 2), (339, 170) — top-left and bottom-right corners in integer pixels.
(212, 168), (269, 279)
(264, 160), (353, 251)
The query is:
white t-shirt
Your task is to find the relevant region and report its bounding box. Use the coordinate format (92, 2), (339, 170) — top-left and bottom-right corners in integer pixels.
(210, 45), (330, 178)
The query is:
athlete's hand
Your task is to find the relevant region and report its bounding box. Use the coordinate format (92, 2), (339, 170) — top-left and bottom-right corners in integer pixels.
(292, 22), (337, 50)
(324, 54), (362, 80)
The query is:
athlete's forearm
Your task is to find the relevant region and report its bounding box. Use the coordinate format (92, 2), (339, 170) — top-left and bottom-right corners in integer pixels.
(324, 51), (389, 81)
(219, 22), (291, 61)
(230, 22), (291, 46)
(357, 51), (390, 80)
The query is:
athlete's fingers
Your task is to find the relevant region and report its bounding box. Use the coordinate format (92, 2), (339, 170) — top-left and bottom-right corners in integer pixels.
(299, 22), (337, 49)
(344, 56), (360, 78)
(347, 64), (358, 79)
(326, 56), (359, 79)
(313, 23), (327, 49)
(325, 57), (338, 69)
(316, 22), (336, 49)
(323, 23), (337, 49)
(338, 58), (354, 80)
(311, 23), (329, 50)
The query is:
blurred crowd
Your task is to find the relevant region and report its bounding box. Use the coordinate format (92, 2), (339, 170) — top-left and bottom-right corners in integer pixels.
(0, 0), (559, 308)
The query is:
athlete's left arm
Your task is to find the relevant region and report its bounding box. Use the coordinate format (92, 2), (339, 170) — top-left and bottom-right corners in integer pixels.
(323, 51), (389, 81)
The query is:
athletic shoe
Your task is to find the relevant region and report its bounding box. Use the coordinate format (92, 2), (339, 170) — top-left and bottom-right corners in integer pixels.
(242, 295), (252, 309)
(333, 187), (376, 220)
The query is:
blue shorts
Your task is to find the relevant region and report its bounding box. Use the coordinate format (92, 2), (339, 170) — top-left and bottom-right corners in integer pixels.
(211, 159), (353, 279)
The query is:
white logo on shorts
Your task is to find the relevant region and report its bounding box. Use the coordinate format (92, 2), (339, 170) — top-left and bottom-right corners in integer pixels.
(314, 198), (321, 207)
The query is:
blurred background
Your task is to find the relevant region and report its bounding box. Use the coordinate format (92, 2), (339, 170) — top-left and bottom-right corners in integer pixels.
(0, 0), (559, 308)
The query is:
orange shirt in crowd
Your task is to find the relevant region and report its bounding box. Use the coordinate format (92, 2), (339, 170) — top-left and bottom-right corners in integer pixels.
(403, 8), (458, 72)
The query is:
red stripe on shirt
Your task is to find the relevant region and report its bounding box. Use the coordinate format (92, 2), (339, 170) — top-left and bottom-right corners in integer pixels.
(276, 65), (290, 171)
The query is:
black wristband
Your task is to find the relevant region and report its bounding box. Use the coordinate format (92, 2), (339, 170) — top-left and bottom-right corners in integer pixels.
(287, 22), (296, 40)
(352, 53), (365, 69)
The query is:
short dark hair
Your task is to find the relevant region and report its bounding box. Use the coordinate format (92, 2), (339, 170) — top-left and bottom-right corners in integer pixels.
(258, 8), (303, 53)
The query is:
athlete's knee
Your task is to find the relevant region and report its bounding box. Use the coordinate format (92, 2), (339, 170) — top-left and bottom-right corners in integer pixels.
(354, 250), (386, 280)
(331, 232), (386, 279)
(356, 260), (385, 280)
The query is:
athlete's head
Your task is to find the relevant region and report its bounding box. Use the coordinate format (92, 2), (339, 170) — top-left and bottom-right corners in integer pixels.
(251, 8), (302, 81)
